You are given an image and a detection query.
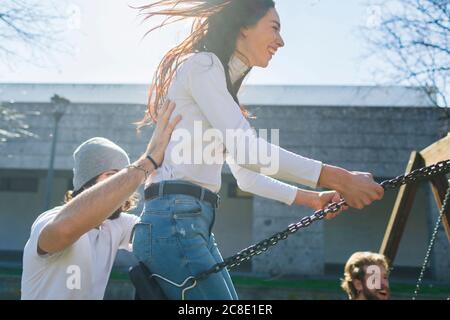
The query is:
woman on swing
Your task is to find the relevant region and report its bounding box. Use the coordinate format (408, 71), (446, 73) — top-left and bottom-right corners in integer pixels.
(133, 0), (384, 300)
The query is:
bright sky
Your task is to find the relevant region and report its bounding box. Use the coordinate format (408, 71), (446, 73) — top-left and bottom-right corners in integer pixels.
(0, 0), (385, 86)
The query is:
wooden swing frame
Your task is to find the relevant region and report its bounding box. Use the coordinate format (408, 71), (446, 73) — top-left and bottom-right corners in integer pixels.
(379, 132), (450, 263)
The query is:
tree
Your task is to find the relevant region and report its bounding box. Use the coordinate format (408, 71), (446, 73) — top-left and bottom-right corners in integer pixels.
(0, 1), (69, 142)
(0, 0), (68, 66)
(363, 0), (449, 118)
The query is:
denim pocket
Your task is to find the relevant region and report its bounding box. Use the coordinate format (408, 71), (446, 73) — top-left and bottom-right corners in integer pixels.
(144, 198), (171, 215)
(172, 198), (202, 217)
(132, 222), (152, 263)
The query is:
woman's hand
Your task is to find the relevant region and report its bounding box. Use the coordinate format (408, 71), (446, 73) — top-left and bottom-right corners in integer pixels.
(341, 171), (384, 209)
(318, 164), (384, 209)
(294, 189), (348, 220)
(315, 191), (349, 220)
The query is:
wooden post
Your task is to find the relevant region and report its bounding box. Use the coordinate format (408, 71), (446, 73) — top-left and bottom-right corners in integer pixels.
(379, 151), (424, 263)
(379, 132), (450, 265)
(420, 133), (450, 167)
(429, 175), (450, 242)
(421, 132), (450, 242)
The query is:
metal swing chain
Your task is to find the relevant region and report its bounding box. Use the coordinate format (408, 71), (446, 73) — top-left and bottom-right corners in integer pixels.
(412, 185), (450, 300)
(192, 159), (450, 283)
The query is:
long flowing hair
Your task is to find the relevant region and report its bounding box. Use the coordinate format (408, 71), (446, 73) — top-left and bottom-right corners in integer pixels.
(135, 0), (275, 127)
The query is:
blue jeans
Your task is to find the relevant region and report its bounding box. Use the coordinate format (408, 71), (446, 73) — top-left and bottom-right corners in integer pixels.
(132, 181), (238, 300)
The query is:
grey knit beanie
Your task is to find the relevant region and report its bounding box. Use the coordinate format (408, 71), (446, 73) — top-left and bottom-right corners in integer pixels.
(72, 137), (130, 191)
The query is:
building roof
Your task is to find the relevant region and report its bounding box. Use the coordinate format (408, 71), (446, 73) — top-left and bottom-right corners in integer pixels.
(0, 83), (436, 107)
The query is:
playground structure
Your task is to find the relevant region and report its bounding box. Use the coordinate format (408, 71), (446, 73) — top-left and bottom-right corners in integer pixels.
(380, 133), (450, 262)
(380, 132), (450, 298)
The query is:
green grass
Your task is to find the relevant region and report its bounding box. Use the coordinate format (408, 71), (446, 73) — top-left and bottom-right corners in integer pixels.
(111, 271), (450, 297)
(231, 275), (450, 297)
(2, 267), (449, 298)
(233, 276), (341, 291)
(109, 270), (130, 281)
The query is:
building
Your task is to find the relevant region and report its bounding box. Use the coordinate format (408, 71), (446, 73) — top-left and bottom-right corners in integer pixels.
(0, 83), (448, 285)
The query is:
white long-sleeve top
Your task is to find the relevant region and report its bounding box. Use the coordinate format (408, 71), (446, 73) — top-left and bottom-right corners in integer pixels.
(148, 52), (323, 205)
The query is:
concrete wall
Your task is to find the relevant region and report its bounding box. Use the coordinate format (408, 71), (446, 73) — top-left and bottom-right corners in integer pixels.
(213, 174), (254, 259)
(325, 183), (429, 267)
(252, 197), (325, 277)
(0, 169), (72, 252)
(0, 102), (150, 171)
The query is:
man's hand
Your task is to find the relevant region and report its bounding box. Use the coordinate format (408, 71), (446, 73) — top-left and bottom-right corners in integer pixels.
(145, 100), (182, 167)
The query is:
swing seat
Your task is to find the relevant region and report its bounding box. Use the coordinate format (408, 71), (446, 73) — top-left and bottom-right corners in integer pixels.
(129, 262), (168, 300)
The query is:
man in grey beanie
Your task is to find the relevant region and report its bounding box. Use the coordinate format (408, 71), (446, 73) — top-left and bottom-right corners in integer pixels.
(72, 137), (132, 192)
(21, 101), (181, 300)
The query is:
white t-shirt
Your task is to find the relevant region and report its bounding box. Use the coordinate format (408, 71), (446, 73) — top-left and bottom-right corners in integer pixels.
(21, 206), (139, 300)
(150, 52), (323, 205)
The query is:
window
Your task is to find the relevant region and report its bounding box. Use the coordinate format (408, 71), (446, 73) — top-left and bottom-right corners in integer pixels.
(0, 177), (39, 192)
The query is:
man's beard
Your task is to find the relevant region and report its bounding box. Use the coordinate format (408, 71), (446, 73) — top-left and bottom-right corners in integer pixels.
(108, 208), (122, 220)
(361, 285), (390, 300)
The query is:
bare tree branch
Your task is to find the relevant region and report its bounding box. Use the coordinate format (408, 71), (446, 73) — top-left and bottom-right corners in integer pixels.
(362, 0), (449, 121)
(0, 1), (69, 142)
(0, 0), (69, 67)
